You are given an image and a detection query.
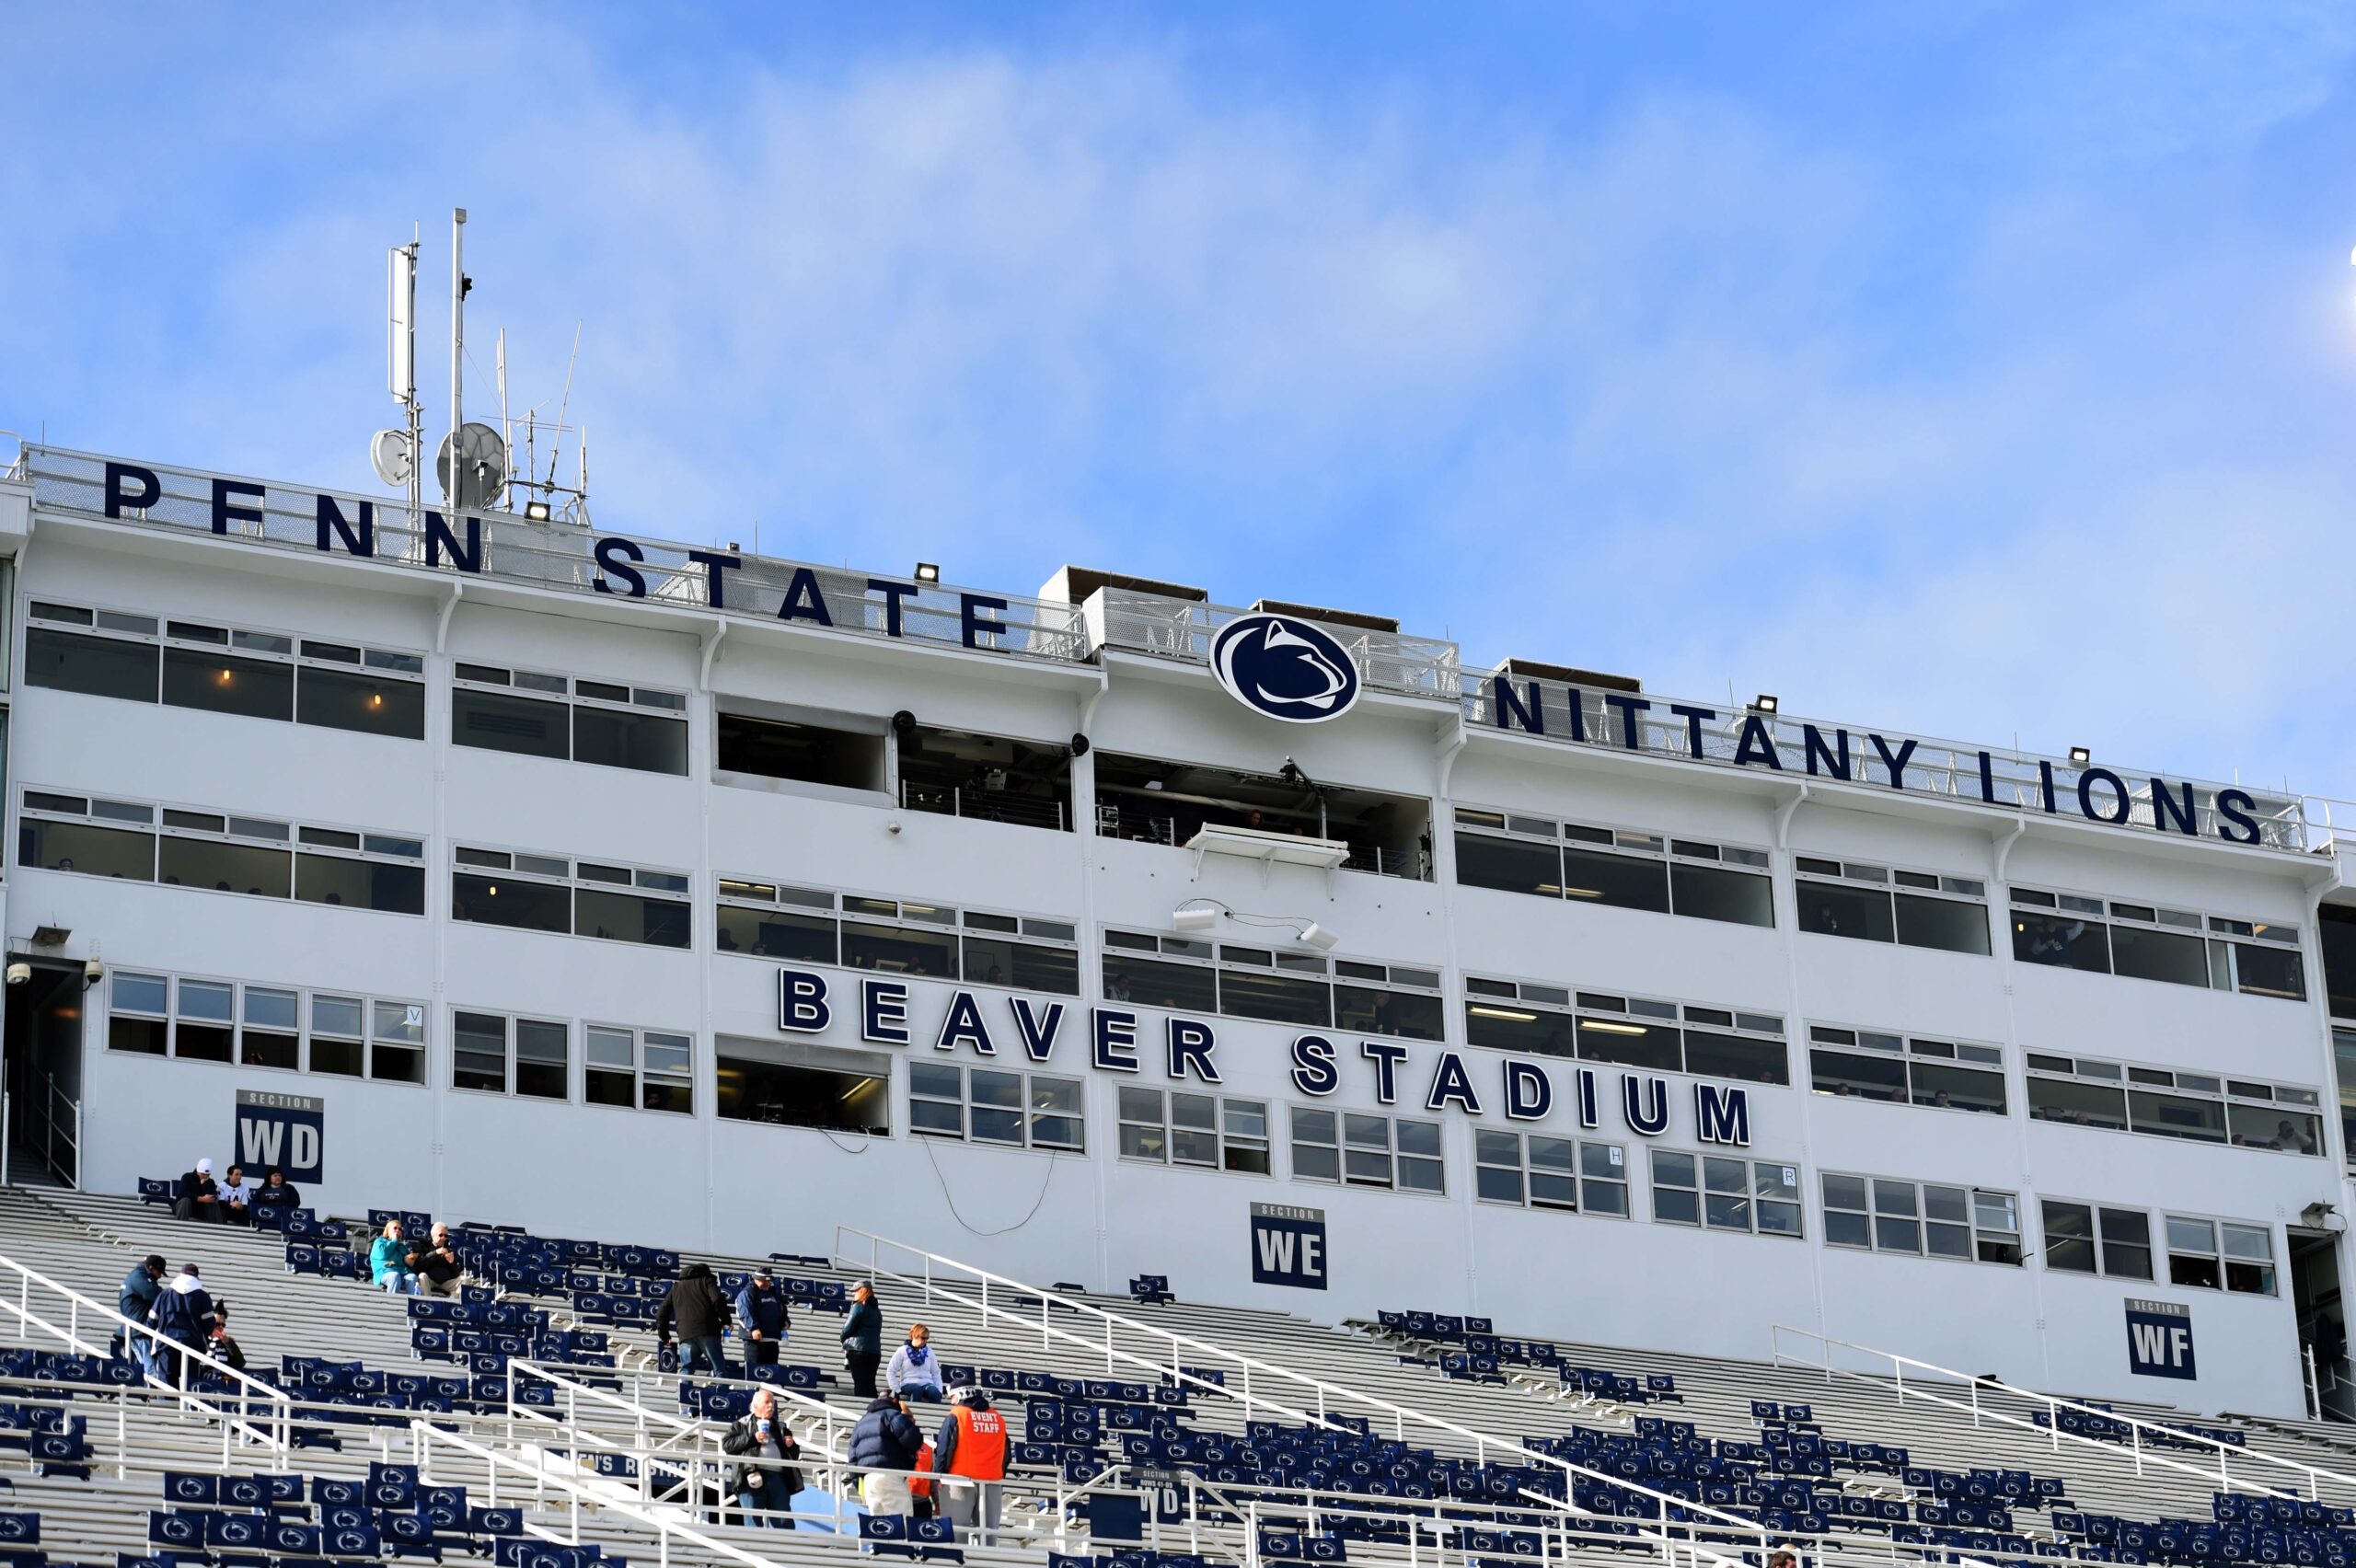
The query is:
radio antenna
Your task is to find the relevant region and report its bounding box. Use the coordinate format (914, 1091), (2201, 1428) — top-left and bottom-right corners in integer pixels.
(548, 322), (582, 491)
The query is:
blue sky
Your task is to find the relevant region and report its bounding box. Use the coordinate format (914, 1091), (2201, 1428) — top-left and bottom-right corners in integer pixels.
(5, 3), (2354, 802)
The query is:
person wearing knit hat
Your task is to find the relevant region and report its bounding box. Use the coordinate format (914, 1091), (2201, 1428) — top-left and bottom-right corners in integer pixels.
(171, 1158), (220, 1223)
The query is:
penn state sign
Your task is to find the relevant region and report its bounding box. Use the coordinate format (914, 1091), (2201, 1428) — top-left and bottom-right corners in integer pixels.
(1210, 614), (1362, 724)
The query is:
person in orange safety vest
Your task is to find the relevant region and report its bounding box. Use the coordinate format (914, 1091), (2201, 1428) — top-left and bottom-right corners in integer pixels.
(930, 1385), (1007, 1542)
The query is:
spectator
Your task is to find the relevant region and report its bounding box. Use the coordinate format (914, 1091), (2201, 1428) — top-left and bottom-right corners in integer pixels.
(172, 1158), (220, 1223)
(253, 1167), (300, 1216)
(840, 1281), (884, 1398)
(406, 1223), (464, 1297)
(930, 1385), (1008, 1544)
(370, 1219), (422, 1296)
(733, 1268), (790, 1369)
(654, 1262), (732, 1377)
(848, 1393), (923, 1518)
(208, 1300), (248, 1375)
(116, 1253), (165, 1375)
(889, 1322), (944, 1402)
(217, 1165), (255, 1227)
(721, 1387), (803, 1528)
(151, 1262), (213, 1383)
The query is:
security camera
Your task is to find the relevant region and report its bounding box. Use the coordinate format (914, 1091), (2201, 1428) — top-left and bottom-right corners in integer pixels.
(891, 709), (916, 737)
(84, 957), (104, 986)
(1069, 733), (1091, 757)
(5, 963), (29, 986)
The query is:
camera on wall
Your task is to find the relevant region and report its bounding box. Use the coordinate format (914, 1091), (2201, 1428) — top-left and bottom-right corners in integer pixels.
(84, 958), (104, 986)
(4, 963), (29, 987)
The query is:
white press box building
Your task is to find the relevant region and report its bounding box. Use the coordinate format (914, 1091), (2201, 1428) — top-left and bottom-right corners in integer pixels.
(1, 444), (2353, 1420)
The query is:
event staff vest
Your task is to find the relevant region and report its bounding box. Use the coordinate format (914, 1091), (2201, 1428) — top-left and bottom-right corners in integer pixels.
(945, 1406), (1008, 1480)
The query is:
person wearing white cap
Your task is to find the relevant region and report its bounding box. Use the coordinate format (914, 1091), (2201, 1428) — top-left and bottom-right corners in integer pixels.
(172, 1158), (220, 1223)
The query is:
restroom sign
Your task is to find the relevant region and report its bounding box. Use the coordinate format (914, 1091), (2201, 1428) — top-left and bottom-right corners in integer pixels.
(1250, 1203), (1328, 1290)
(234, 1090), (324, 1183)
(2124, 1297), (2195, 1380)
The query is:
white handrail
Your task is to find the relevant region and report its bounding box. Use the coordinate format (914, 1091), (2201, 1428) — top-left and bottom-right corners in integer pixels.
(1772, 1323), (2356, 1501)
(0, 1250), (290, 1452)
(835, 1224), (1768, 1547)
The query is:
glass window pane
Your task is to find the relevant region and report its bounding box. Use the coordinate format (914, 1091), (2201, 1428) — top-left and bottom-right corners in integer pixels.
(454, 872), (569, 933)
(243, 986), (298, 1031)
(2228, 1102), (2321, 1155)
(960, 936), (1080, 995)
(374, 1000), (424, 1044)
(454, 1012), (508, 1092)
(178, 979), (234, 1023)
(2027, 1077), (2129, 1130)
(452, 686), (569, 759)
(2128, 1090), (2227, 1144)
(158, 837), (292, 898)
(2014, 910), (2110, 972)
(575, 888), (692, 949)
(1219, 969), (1332, 1027)
(114, 972), (168, 1015)
(28, 627), (159, 701)
(297, 666), (425, 739)
(572, 706), (688, 776)
(2111, 925), (2212, 988)
(1103, 954), (1218, 1012)
(295, 853), (425, 915)
(1477, 1165), (1524, 1205)
(1812, 1048), (1906, 1102)
(2235, 943), (2306, 1002)
(1453, 833), (1562, 898)
(1576, 1018), (1680, 1072)
(19, 818), (155, 880)
(1669, 863), (1774, 928)
(1826, 1210), (1871, 1248)
(1559, 846), (1670, 914)
(1895, 894), (1991, 955)
(161, 646), (292, 721)
(514, 1020), (569, 1099)
(1652, 1150), (1696, 1188)
(717, 907), (835, 963)
(1797, 882), (1895, 942)
(2043, 1202), (2096, 1272)
(1334, 985), (1447, 1041)
(1911, 1061), (2007, 1114)
(1465, 1002), (1576, 1058)
(1683, 1031), (1789, 1085)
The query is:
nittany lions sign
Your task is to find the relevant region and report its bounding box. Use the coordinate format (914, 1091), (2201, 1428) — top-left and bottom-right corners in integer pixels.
(1210, 614), (1362, 724)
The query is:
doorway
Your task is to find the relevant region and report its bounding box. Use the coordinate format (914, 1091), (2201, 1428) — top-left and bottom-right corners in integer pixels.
(3, 957), (86, 1187)
(2290, 1226), (2350, 1421)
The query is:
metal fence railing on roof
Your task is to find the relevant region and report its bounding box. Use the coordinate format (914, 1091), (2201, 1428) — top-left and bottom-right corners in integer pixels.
(22, 447), (1091, 665)
(1094, 590), (1462, 703)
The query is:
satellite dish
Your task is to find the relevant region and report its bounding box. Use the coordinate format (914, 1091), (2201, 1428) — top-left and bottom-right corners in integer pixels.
(369, 429), (415, 487)
(435, 421), (508, 511)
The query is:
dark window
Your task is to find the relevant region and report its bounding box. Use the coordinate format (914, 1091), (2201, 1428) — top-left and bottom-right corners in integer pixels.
(20, 819), (155, 881)
(1810, 1048), (1906, 1102)
(515, 1020), (569, 1100)
(1103, 955), (1218, 1013)
(1911, 1061), (2006, 1113)
(1559, 846), (1671, 914)
(959, 935), (1080, 995)
(2027, 1076), (2129, 1129)
(1683, 1031), (1789, 1085)
(717, 906), (837, 963)
(573, 706), (689, 776)
(1453, 832), (1560, 898)
(1895, 894), (1991, 955)
(1670, 863), (1774, 928)
(717, 711), (884, 790)
(2043, 1201), (2096, 1273)
(2128, 1090), (2227, 1143)
(2227, 1102), (2321, 1155)
(1465, 1002), (1576, 1057)
(158, 838), (292, 898)
(453, 687), (569, 760)
(840, 919), (955, 977)
(2323, 907), (2356, 1020)
(1797, 881), (1894, 942)
(453, 1012), (508, 1093)
(452, 872), (569, 933)
(719, 1052), (889, 1133)
(2014, 911), (2109, 972)
(1576, 1018), (1680, 1072)
(2111, 925), (2210, 988)
(575, 889), (692, 949)
(2233, 944), (2305, 1002)
(110, 1016), (167, 1054)
(25, 628), (158, 702)
(297, 666), (426, 739)
(295, 855), (425, 915)
(1219, 969), (1332, 1027)
(1334, 985), (1446, 1041)
(2100, 1208), (2154, 1279)
(161, 647), (293, 721)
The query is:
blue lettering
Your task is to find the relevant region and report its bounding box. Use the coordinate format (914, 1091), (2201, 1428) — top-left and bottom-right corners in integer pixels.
(2150, 778), (2198, 836)
(934, 990), (996, 1055)
(1091, 1009), (1140, 1072)
(867, 579), (918, 636)
(593, 536), (648, 597)
(1734, 714), (1784, 770)
(1867, 732), (1918, 791)
(315, 495), (375, 557)
(2216, 788), (2261, 846)
(1695, 1084), (1750, 1147)
(778, 970), (831, 1033)
(1576, 1067), (1600, 1129)
(1360, 1039), (1408, 1105)
(1503, 1060), (1551, 1121)
(212, 478), (263, 536)
(1424, 1052), (1480, 1113)
(860, 980), (910, 1045)
(1622, 1075), (1670, 1136)
(1166, 1018), (1219, 1084)
(1010, 998), (1066, 1063)
(425, 512), (482, 572)
(1492, 676), (1543, 734)
(104, 462), (161, 518)
(960, 594), (1009, 649)
(1804, 725), (1851, 780)
(1669, 704), (1715, 759)
(687, 548), (741, 610)
(2077, 767), (2131, 825)
(1602, 692), (1651, 749)
(1290, 1035), (1339, 1096)
(780, 567), (833, 627)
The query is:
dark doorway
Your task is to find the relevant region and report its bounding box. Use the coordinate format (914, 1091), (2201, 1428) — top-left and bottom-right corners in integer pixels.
(4, 957), (86, 1187)
(2290, 1226), (2349, 1421)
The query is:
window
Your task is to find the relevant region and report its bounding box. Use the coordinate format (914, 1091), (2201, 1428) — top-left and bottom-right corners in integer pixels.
(109, 971), (419, 1080)
(2338, 1028), (2356, 1174)
(2323, 905), (2356, 1023)
(716, 708), (885, 790)
(1104, 930), (1443, 1034)
(453, 1011), (570, 1100)
(1095, 752), (1434, 881)
(897, 723), (1074, 833)
(24, 602), (425, 739)
(1821, 1174), (2021, 1264)
(585, 1025), (694, 1113)
(1795, 858), (1989, 954)
(2011, 887), (2307, 1001)
(717, 1038), (889, 1134)
(1472, 1131), (1628, 1216)
(20, 790), (423, 912)
(1807, 1026), (2005, 1113)
(453, 663), (687, 776)
(453, 847), (692, 950)
(1453, 809), (1773, 928)
(2027, 1053), (2322, 1155)
(1463, 977), (1788, 1084)
(1117, 1089), (1272, 1174)
(1652, 1150), (1801, 1236)
(717, 882), (1080, 993)
(909, 1063), (1081, 1149)
(2041, 1200), (2152, 1279)
(1289, 1108), (1443, 1193)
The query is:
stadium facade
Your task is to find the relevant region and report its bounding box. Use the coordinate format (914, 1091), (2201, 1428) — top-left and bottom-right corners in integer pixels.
(1, 444), (2352, 1422)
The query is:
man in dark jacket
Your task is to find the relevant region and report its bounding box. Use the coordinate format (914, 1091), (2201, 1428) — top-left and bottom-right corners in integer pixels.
(839, 1281), (883, 1398)
(721, 1386), (803, 1528)
(653, 1262), (733, 1377)
(848, 1394), (923, 1517)
(733, 1269), (790, 1368)
(151, 1262), (213, 1384)
(171, 1159), (220, 1223)
(116, 1254), (165, 1374)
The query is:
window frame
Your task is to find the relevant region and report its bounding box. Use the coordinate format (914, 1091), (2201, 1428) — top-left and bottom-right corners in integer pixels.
(1472, 1128), (1629, 1216)
(2040, 1197), (2154, 1280)
(2011, 884), (2306, 1002)
(1820, 1171), (2022, 1265)
(1104, 928), (1445, 1035)
(2025, 1051), (2322, 1156)
(1463, 974), (1788, 1084)
(19, 787), (424, 913)
(452, 844), (693, 950)
(107, 969), (426, 1082)
(451, 661), (689, 777)
(1116, 1087), (1272, 1176)
(907, 1062), (1085, 1152)
(1288, 1105), (1445, 1195)
(1650, 1148), (1802, 1237)
(1806, 1023), (2007, 1113)
(716, 878), (1082, 993)
(582, 1021), (696, 1115)
(1794, 855), (1991, 954)
(1452, 805), (1775, 928)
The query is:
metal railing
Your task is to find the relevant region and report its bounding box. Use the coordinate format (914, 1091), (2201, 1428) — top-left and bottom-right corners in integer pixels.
(834, 1225), (1770, 1546)
(23, 1068), (80, 1189)
(22, 445), (1091, 665)
(1771, 1324), (2356, 1502)
(1092, 590), (1461, 703)
(899, 780), (1069, 833)
(0, 1251), (292, 1454)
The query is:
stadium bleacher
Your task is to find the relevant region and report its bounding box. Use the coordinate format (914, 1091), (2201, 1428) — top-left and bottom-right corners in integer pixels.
(2, 1182), (2355, 1568)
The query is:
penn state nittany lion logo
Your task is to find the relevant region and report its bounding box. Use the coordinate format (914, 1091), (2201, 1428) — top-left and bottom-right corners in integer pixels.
(1209, 613), (1362, 724)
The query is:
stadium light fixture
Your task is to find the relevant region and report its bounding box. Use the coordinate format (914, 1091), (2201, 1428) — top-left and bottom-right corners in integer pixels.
(2068, 746), (2091, 767)
(525, 500), (552, 522)
(914, 562), (941, 584)
(1753, 694), (1779, 715)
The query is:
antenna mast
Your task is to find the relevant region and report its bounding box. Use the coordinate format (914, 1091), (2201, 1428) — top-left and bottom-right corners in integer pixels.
(450, 208), (468, 518)
(387, 234), (421, 527)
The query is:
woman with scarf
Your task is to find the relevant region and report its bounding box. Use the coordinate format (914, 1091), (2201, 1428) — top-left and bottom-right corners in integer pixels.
(886, 1320), (945, 1402)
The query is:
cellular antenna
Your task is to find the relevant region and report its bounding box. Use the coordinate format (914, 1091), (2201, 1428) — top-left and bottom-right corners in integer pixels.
(373, 233), (422, 525)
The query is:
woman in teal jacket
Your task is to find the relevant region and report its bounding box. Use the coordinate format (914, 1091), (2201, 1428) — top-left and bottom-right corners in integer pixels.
(370, 1219), (421, 1295)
